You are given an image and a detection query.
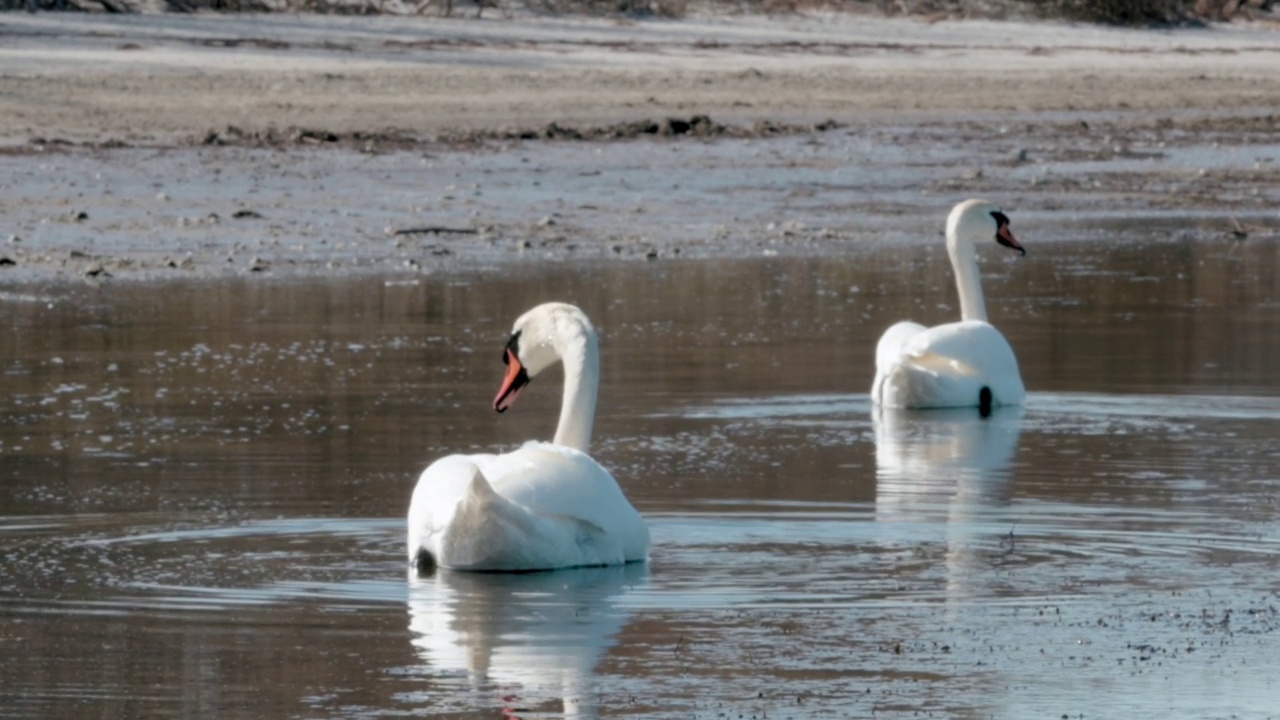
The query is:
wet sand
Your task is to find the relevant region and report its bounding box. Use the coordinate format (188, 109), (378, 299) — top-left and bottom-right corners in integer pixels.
(2, 12), (1279, 145)
(1, 11), (1279, 279)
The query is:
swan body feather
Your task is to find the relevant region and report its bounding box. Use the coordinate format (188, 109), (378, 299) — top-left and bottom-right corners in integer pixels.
(872, 319), (1025, 410)
(408, 442), (649, 571)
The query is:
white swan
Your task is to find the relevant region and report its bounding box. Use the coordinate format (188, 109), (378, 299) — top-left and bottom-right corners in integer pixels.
(871, 199), (1027, 412)
(407, 302), (650, 572)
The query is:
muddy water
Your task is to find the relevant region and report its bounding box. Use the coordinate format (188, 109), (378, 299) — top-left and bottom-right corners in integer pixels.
(2, 236), (1279, 718)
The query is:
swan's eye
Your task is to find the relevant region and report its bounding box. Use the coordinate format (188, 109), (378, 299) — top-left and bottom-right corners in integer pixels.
(990, 211), (1010, 229)
(503, 331), (522, 365)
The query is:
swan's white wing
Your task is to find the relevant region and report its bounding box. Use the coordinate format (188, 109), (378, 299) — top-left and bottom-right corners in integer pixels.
(480, 442), (649, 564)
(408, 443), (649, 571)
(902, 321), (1018, 373)
(480, 443), (634, 529)
(874, 320), (1025, 409)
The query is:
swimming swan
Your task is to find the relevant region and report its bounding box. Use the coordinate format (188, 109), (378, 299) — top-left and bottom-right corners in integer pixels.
(407, 302), (650, 572)
(871, 199), (1027, 412)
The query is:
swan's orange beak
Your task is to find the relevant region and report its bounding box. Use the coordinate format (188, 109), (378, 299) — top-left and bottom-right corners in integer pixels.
(494, 348), (530, 413)
(996, 224), (1025, 256)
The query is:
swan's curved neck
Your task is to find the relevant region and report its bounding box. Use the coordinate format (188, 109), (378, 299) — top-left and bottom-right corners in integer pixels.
(553, 328), (599, 452)
(947, 232), (988, 323)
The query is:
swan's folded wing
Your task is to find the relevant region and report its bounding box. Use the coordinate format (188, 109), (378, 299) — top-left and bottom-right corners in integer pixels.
(479, 442), (650, 562)
(875, 321), (929, 374)
(902, 350), (980, 378)
(875, 320), (1025, 408)
(902, 320), (1020, 379)
(480, 443), (633, 527)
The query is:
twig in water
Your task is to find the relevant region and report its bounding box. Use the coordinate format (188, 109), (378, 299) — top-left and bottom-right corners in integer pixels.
(1001, 522), (1018, 555)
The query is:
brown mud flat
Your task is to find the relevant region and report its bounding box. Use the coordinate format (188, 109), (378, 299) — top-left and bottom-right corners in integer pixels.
(0, 12), (1279, 280)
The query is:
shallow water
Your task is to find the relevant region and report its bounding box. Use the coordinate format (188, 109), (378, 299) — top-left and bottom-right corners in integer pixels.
(2, 237), (1279, 718)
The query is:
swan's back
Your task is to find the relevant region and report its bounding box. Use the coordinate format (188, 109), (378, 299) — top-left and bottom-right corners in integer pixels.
(483, 442), (647, 545)
(408, 442), (649, 571)
(873, 320), (1025, 409)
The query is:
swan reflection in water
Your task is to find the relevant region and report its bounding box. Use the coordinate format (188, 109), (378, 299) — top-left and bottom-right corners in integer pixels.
(406, 563), (648, 718)
(874, 405), (1024, 605)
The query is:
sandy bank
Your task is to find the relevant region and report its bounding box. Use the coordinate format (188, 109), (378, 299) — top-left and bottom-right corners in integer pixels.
(0, 12), (1277, 282)
(1, 12), (1278, 146)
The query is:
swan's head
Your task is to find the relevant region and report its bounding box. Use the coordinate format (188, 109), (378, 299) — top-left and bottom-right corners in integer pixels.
(947, 199), (1025, 257)
(493, 302), (595, 413)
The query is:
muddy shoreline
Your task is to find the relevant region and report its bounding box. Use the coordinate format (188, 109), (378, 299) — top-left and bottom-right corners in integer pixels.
(1, 12), (1279, 280)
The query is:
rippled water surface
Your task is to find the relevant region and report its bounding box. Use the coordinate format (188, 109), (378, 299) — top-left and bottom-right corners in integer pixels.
(2, 236), (1279, 718)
